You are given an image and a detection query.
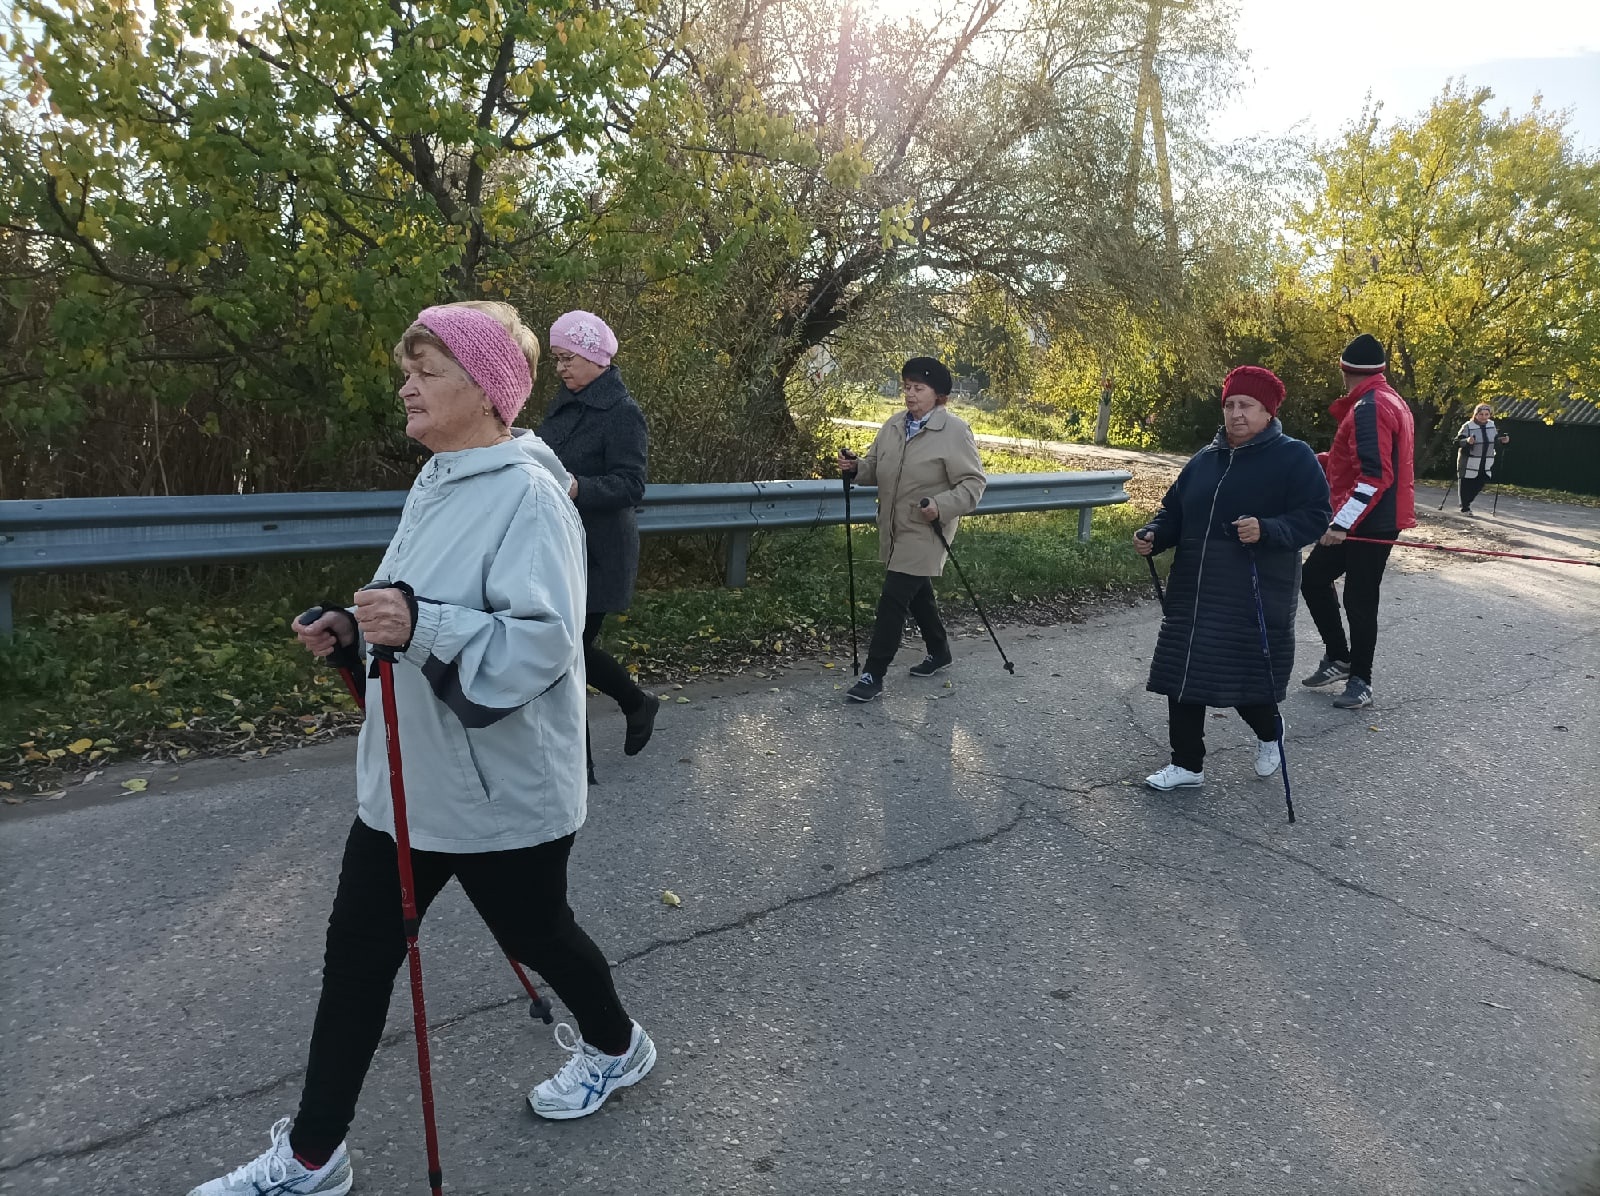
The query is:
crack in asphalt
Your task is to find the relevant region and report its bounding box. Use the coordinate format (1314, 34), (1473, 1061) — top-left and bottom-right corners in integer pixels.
(0, 796), (1043, 1174)
(6, 561), (1595, 1176)
(1170, 808), (1600, 986)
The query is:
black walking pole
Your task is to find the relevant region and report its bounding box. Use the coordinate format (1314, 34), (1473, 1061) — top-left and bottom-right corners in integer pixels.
(1244, 558), (1295, 824)
(840, 449), (862, 675)
(297, 604), (555, 1027)
(920, 499), (1014, 673)
(1439, 443), (1464, 511)
(1138, 533), (1165, 611)
(1492, 441), (1506, 516)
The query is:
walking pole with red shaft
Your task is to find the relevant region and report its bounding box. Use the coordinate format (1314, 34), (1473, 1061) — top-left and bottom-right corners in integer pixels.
(369, 633), (447, 1196)
(298, 605), (557, 1021)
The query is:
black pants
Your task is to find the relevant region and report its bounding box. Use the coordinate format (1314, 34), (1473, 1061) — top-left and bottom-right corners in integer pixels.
(1300, 535), (1395, 685)
(291, 818), (631, 1156)
(1168, 698), (1280, 773)
(864, 570), (948, 678)
(1459, 472), (1489, 510)
(584, 612), (645, 715)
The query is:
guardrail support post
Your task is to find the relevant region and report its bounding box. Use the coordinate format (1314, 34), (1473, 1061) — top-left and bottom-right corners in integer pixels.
(1077, 507), (1093, 543)
(0, 577), (12, 638)
(724, 531), (751, 588)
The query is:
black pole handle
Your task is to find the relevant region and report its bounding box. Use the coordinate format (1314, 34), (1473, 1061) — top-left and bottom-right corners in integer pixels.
(299, 605), (365, 675)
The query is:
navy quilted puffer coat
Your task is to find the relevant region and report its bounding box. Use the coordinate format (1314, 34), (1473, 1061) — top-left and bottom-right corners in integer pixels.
(1142, 421), (1331, 706)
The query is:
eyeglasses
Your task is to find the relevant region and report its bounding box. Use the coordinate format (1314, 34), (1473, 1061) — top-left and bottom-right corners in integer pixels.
(552, 353), (580, 366)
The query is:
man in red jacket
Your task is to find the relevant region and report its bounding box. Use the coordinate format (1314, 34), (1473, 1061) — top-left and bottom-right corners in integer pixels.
(1299, 333), (1416, 709)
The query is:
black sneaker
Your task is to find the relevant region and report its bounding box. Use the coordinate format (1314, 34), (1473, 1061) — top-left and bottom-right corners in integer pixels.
(1332, 677), (1373, 709)
(908, 652), (953, 678)
(845, 673), (883, 703)
(623, 693), (660, 756)
(1300, 656), (1351, 688)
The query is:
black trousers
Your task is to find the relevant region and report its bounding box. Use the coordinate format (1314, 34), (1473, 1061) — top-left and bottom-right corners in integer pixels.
(583, 612), (645, 714)
(1168, 698), (1280, 773)
(1459, 472), (1489, 510)
(1300, 535), (1395, 685)
(864, 570), (948, 678)
(291, 818), (631, 1156)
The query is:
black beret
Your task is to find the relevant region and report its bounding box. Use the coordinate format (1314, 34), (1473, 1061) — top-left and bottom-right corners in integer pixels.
(901, 356), (953, 396)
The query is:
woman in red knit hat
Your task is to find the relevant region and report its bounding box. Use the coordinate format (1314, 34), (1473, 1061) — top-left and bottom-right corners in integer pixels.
(1134, 366), (1332, 791)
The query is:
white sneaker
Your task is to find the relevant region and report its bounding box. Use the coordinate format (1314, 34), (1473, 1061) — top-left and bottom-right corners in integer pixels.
(1254, 719), (1284, 777)
(1145, 764), (1204, 791)
(528, 1019), (656, 1120)
(186, 1117), (353, 1196)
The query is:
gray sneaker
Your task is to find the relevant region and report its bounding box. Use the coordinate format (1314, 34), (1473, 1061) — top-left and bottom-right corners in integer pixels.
(186, 1118), (352, 1196)
(1332, 678), (1373, 709)
(1301, 656), (1351, 688)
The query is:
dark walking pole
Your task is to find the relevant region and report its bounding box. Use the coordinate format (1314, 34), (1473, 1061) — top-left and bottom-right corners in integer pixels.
(298, 605), (555, 1028)
(840, 449), (862, 675)
(1245, 558), (1295, 824)
(920, 500), (1014, 673)
(1439, 441), (1465, 511)
(1138, 532), (1165, 611)
(1492, 441), (1507, 516)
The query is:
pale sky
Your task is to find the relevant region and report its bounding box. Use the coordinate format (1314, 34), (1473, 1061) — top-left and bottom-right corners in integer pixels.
(1209, 0), (1600, 148)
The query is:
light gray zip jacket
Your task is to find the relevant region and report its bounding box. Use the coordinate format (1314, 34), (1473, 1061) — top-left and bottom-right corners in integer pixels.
(354, 431), (588, 852)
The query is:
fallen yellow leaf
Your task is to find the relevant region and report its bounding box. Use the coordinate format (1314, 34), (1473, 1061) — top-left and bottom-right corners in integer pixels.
(121, 778), (148, 793)
(67, 738), (94, 755)
(660, 889), (682, 907)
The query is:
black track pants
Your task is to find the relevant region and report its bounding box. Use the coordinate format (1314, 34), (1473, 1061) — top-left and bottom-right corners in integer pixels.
(290, 818), (631, 1156)
(864, 570), (948, 678)
(1167, 698), (1280, 773)
(584, 612), (645, 715)
(1299, 535), (1395, 685)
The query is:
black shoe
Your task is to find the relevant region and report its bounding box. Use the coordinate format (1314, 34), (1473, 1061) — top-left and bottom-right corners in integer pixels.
(845, 672), (883, 703)
(623, 693), (660, 756)
(1461, 506), (1474, 515)
(908, 652), (953, 678)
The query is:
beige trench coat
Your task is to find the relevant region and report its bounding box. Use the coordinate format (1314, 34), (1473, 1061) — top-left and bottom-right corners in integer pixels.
(853, 406), (987, 576)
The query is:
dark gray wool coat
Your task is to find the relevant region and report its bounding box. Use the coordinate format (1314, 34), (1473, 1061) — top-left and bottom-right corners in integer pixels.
(1140, 420), (1331, 706)
(535, 365), (648, 614)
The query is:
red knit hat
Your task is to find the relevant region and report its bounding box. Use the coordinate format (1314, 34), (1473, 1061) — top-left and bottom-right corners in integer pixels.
(1221, 365), (1285, 416)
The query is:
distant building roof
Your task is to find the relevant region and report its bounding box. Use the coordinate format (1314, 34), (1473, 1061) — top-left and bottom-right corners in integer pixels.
(1493, 398), (1600, 426)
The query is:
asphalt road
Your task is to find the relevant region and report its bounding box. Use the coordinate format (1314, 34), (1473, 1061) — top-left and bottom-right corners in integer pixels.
(2, 498), (1596, 1196)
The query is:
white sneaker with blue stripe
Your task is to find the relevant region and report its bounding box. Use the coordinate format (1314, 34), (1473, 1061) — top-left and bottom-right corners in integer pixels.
(185, 1117), (352, 1195)
(528, 1019), (656, 1120)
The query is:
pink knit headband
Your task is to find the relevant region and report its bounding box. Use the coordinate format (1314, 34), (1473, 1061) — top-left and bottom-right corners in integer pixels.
(415, 305), (533, 425)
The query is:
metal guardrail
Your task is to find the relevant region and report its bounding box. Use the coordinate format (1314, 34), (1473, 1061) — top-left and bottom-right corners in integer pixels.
(0, 471), (1131, 634)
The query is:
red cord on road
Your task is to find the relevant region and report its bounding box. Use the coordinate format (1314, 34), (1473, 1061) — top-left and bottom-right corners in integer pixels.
(1345, 536), (1599, 568)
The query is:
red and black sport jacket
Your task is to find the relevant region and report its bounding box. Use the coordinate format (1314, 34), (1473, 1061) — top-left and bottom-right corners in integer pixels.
(1323, 374), (1416, 533)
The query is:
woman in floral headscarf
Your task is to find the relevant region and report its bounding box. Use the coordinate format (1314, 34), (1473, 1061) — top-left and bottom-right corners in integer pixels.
(536, 311), (658, 778)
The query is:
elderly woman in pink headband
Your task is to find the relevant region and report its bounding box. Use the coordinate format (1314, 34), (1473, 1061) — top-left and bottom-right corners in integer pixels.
(536, 310), (657, 780)
(187, 301), (656, 1196)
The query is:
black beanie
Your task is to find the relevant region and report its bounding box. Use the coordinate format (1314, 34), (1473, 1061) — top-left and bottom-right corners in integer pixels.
(1339, 334), (1386, 373)
(901, 356), (953, 397)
